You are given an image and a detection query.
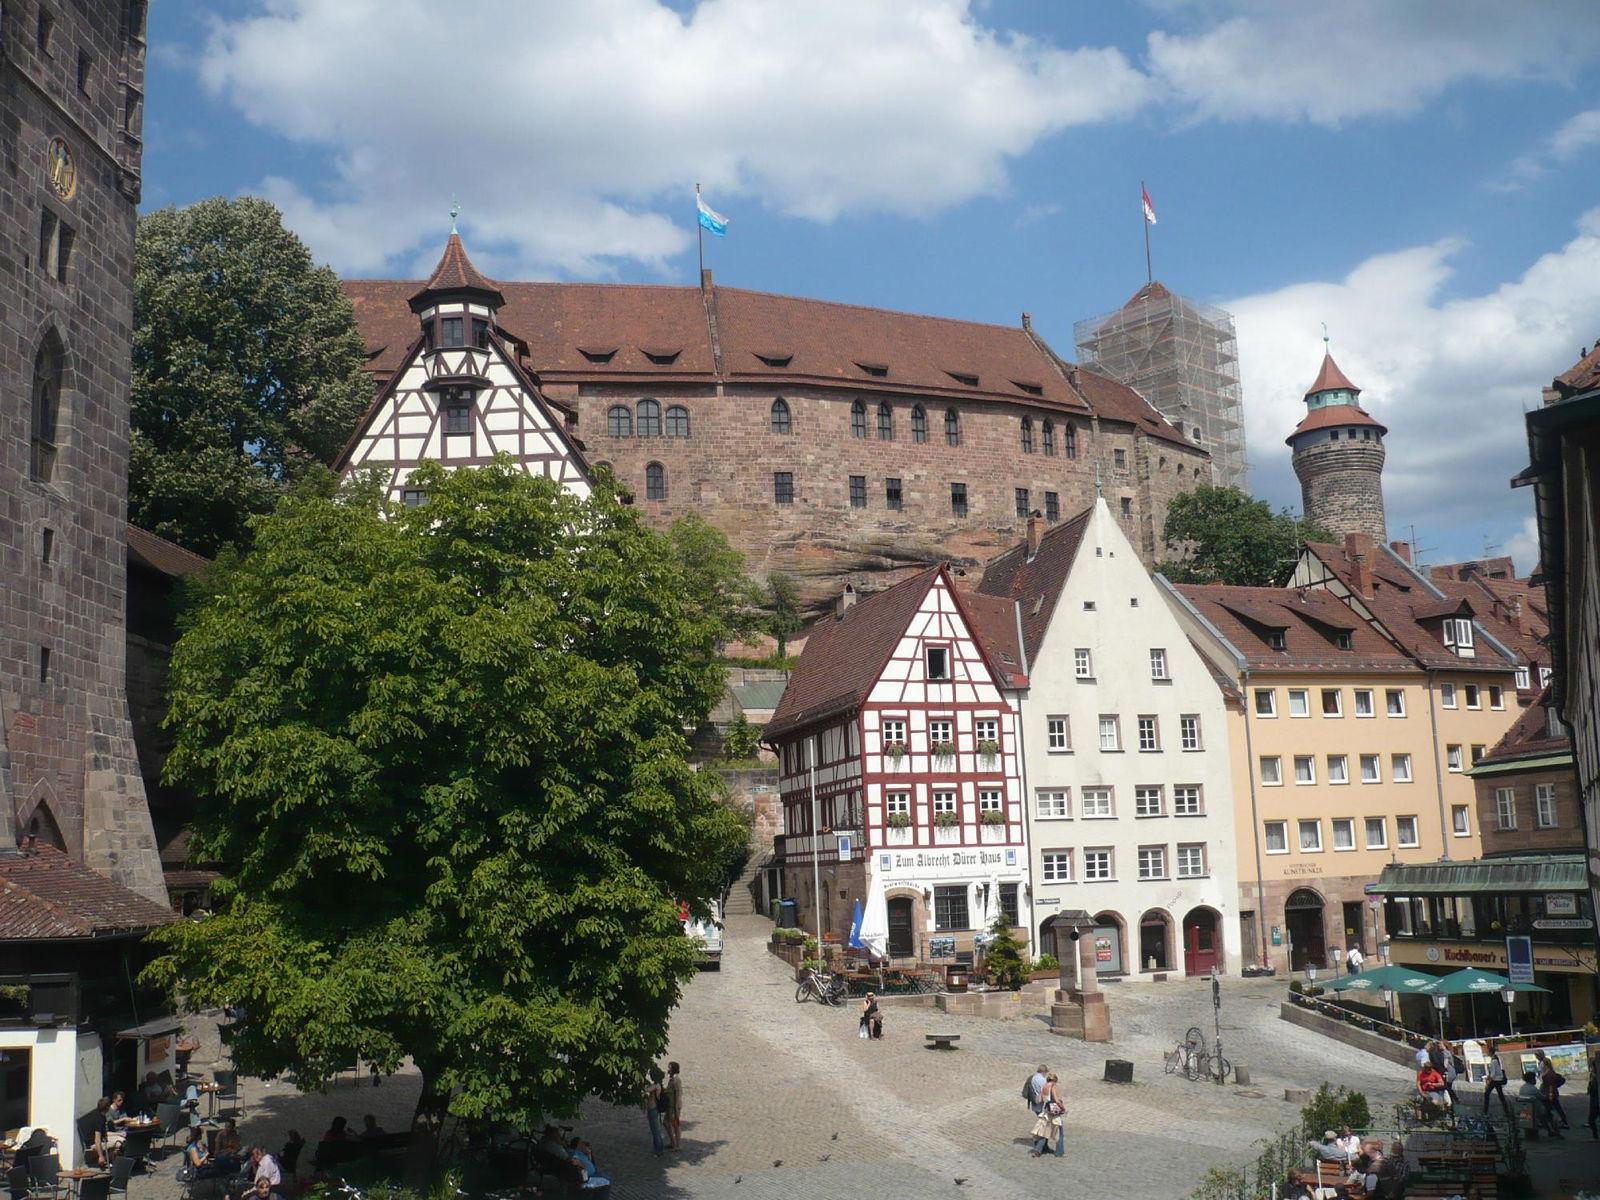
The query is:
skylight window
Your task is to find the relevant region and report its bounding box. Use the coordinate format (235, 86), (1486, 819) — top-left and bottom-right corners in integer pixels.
(945, 370), (979, 387)
(855, 361), (889, 377)
(755, 351), (793, 368)
(1011, 380), (1044, 396)
(641, 347), (682, 365)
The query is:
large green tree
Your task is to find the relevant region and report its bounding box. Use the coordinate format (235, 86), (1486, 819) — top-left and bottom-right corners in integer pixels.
(665, 513), (763, 643)
(144, 461), (746, 1184)
(132, 196), (373, 555)
(1162, 485), (1334, 587)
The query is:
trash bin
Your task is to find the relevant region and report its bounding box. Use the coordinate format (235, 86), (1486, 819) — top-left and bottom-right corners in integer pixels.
(778, 899), (799, 929)
(945, 965), (969, 993)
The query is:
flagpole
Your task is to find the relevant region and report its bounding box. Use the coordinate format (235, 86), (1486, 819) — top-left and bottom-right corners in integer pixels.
(1141, 179), (1152, 284)
(696, 182), (704, 281)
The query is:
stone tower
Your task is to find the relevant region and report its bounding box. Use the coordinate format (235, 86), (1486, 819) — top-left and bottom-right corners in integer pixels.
(1287, 350), (1387, 541)
(0, 0), (165, 901)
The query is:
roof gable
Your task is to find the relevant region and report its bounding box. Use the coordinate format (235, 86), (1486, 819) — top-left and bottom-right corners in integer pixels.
(1176, 583), (1413, 670)
(975, 506), (1093, 665)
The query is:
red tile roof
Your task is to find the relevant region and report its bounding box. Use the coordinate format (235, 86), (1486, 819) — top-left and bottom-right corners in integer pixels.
(127, 524), (210, 578)
(1477, 687), (1570, 766)
(411, 234), (505, 309)
(961, 590), (1027, 688)
(1552, 342), (1600, 396)
(1287, 402), (1387, 441)
(975, 506), (1094, 666)
(343, 278), (1201, 448)
(1305, 351), (1360, 396)
(1175, 583), (1415, 672)
(0, 847), (176, 941)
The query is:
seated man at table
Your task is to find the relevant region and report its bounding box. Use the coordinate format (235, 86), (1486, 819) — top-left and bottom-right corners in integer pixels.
(359, 1115), (386, 1141)
(566, 1137), (610, 1192)
(1518, 1071), (1563, 1138)
(139, 1072), (170, 1114)
(104, 1093), (132, 1130)
(214, 1119), (243, 1173)
(1306, 1130), (1348, 1164)
(1417, 1062), (1451, 1107)
(77, 1098), (112, 1167)
(1374, 1143), (1410, 1196)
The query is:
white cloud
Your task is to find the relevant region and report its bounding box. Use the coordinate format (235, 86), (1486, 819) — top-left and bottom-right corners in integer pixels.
(1496, 108), (1600, 191)
(1226, 208), (1600, 562)
(197, 0), (1148, 276)
(1146, 1), (1600, 125)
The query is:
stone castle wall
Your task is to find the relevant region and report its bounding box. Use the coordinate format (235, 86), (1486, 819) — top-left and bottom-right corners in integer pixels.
(0, 1), (163, 900)
(542, 380), (1210, 607)
(1293, 439), (1387, 542)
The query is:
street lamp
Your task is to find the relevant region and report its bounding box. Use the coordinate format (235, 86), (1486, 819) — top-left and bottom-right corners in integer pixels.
(1501, 985), (1517, 1038)
(1431, 993), (1448, 1040)
(1381, 987), (1395, 1026)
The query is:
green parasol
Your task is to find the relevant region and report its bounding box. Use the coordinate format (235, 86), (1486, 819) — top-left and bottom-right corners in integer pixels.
(1325, 964), (1448, 994)
(1424, 967), (1548, 996)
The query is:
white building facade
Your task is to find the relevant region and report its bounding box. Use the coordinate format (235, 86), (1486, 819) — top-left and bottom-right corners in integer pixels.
(980, 499), (1242, 976)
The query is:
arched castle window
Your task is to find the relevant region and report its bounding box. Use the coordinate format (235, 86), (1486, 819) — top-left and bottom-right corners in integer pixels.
(1020, 417), (1034, 454)
(944, 407), (960, 446)
(850, 399), (866, 438)
(665, 405), (690, 437)
(30, 331), (64, 482)
(1042, 419), (1055, 456)
(1063, 422), (1077, 459)
(911, 404), (927, 443)
(645, 462), (666, 501)
(876, 401), (893, 441)
(636, 398), (662, 437)
(607, 406), (632, 437)
(771, 398), (792, 434)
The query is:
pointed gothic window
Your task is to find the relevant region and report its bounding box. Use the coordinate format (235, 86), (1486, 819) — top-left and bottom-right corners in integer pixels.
(911, 404), (927, 443)
(850, 399), (866, 438)
(944, 407), (961, 446)
(30, 332), (64, 482)
(1042, 419), (1055, 456)
(876, 401), (893, 440)
(645, 462), (666, 501)
(607, 405), (632, 437)
(636, 398), (662, 437)
(771, 398), (792, 434)
(665, 405), (690, 437)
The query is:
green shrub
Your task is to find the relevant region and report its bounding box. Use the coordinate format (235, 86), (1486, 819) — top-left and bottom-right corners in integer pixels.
(803, 936), (818, 957)
(932, 812), (959, 828)
(886, 812), (911, 829)
(721, 713), (762, 761)
(979, 810), (1005, 826)
(1030, 954), (1060, 974)
(984, 916), (1028, 991)
(1300, 1083), (1370, 1139)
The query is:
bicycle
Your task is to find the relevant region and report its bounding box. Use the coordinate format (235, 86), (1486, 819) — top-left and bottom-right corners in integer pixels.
(1163, 1028), (1206, 1076)
(795, 968), (846, 1005)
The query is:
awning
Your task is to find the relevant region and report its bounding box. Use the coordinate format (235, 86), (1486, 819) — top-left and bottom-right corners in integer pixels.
(1370, 855), (1587, 895)
(115, 1016), (181, 1040)
(1468, 754), (1574, 777)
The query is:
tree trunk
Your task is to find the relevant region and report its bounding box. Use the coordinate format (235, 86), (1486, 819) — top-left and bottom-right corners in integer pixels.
(402, 1067), (450, 1192)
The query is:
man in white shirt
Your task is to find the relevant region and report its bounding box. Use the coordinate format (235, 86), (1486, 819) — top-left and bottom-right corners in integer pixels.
(250, 1147), (282, 1187)
(1345, 946), (1364, 974)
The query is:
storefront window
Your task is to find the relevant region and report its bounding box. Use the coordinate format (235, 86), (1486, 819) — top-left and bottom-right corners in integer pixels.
(0, 1047), (29, 1131)
(934, 885), (969, 931)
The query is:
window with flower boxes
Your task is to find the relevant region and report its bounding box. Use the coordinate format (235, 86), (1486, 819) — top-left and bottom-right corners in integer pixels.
(979, 789), (1005, 825)
(929, 719), (954, 760)
(885, 791), (911, 829)
(975, 717), (1000, 760)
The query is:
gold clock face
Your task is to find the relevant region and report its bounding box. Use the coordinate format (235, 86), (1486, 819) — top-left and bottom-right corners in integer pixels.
(47, 138), (76, 200)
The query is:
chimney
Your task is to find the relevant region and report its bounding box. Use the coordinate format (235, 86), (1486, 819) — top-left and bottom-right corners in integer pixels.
(835, 583), (857, 620)
(1344, 533), (1374, 597)
(1389, 540), (1412, 564)
(700, 268), (713, 293)
(1021, 312), (1032, 332)
(1026, 513), (1043, 559)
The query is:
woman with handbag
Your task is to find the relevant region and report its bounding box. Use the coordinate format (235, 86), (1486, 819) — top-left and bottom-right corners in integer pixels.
(1029, 1072), (1065, 1158)
(859, 994), (882, 1040)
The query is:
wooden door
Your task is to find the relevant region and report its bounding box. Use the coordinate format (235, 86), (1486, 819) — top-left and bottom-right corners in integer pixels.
(1183, 909), (1219, 976)
(887, 897), (914, 957)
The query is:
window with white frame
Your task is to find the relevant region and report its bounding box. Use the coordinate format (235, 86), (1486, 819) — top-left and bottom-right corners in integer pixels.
(1179, 715), (1201, 751)
(1099, 716), (1121, 751)
(1360, 753), (1381, 783)
(1264, 820), (1288, 853)
(978, 790), (1003, 814)
(1489, 686), (1504, 710)
(1354, 689), (1374, 716)
(1322, 688), (1342, 716)
(1036, 790), (1070, 819)
(1176, 843), (1206, 878)
(1452, 805), (1470, 836)
(1364, 817), (1387, 849)
(975, 717), (999, 743)
(1391, 753), (1413, 782)
(1298, 819), (1322, 851)
(1440, 682), (1456, 708)
(933, 789), (957, 814)
(1495, 788), (1516, 830)
(886, 791), (910, 816)
(1465, 684), (1481, 710)
(1083, 848), (1112, 880)
(1046, 716), (1070, 751)
(1288, 689), (1310, 717)
(1041, 849), (1073, 882)
(1396, 816), (1419, 847)
(882, 719), (906, 749)
(1074, 648), (1093, 678)
(1254, 689), (1277, 717)
(1173, 785), (1202, 815)
(1386, 689), (1406, 716)
(1327, 754), (1349, 784)
(1515, 666), (1531, 690)
(1332, 818), (1355, 850)
(1471, 743), (1485, 763)
(1260, 756), (1283, 785)
(1150, 648), (1169, 680)
(1443, 618), (1474, 652)
(1137, 716), (1160, 752)
(1446, 744), (1463, 772)
(1294, 755), (1316, 784)
(1081, 787), (1113, 818)
(1536, 783), (1557, 828)
(929, 719), (953, 748)
(1135, 786), (1163, 817)
(1268, 630), (1286, 650)
(1137, 846), (1166, 880)
(1546, 707), (1563, 738)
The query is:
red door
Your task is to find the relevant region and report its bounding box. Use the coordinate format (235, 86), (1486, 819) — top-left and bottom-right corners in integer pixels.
(1183, 909), (1219, 976)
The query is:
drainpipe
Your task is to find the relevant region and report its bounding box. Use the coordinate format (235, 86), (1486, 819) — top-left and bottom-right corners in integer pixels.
(1424, 677), (1451, 861)
(1011, 600), (1034, 948)
(1239, 666), (1271, 970)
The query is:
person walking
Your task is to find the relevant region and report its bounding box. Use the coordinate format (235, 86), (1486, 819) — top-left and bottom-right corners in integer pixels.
(1029, 1073), (1064, 1158)
(665, 1061), (684, 1150)
(1537, 1053), (1571, 1129)
(643, 1068), (667, 1157)
(1481, 1051), (1511, 1118)
(1586, 1056), (1597, 1140)
(1345, 945), (1364, 975)
(1025, 1064), (1047, 1115)
(1440, 1042), (1461, 1105)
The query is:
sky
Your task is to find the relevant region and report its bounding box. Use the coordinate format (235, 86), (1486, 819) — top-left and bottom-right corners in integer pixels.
(143, 0), (1600, 572)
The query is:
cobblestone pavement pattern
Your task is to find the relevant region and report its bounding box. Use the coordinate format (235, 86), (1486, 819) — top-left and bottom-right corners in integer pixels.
(145, 915), (1595, 1199)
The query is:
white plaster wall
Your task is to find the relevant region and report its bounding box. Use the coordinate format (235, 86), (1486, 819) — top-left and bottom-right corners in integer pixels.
(0, 1027), (92, 1166)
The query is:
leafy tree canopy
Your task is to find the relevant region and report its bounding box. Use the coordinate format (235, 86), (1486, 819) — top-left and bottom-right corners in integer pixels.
(765, 572), (803, 657)
(665, 513), (763, 644)
(132, 196), (373, 556)
(1162, 485), (1333, 587)
(144, 460), (747, 1182)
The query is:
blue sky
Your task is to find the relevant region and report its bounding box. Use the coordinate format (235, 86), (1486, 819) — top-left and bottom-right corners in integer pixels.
(144, 1), (1600, 570)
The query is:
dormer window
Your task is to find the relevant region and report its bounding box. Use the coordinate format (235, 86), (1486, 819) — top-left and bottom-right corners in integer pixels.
(1443, 618), (1474, 655)
(945, 370), (979, 387)
(855, 361), (889, 378)
(440, 316), (464, 348)
(472, 318), (490, 349)
(1268, 630), (1286, 650)
(643, 348), (681, 365)
(756, 352), (793, 368)
(1012, 380), (1044, 397)
(1336, 631), (1353, 650)
(1515, 666), (1531, 690)
(578, 346), (618, 364)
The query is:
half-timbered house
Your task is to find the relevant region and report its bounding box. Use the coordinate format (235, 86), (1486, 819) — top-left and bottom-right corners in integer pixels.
(764, 565), (1030, 960)
(336, 233), (591, 503)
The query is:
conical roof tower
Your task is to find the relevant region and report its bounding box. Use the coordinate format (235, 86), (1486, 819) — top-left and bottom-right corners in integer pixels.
(1287, 349), (1388, 539)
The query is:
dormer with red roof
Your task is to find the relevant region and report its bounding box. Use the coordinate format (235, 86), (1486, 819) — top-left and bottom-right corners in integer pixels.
(1289, 348), (1388, 541)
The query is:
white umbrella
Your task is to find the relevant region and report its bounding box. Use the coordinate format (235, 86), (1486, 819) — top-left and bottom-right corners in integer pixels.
(859, 866), (889, 959)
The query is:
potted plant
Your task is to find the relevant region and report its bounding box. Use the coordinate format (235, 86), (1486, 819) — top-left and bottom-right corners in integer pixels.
(976, 738), (1000, 761)
(886, 812), (911, 829)
(931, 740), (956, 760)
(980, 810), (1005, 826)
(932, 811), (959, 828)
(885, 742), (907, 762)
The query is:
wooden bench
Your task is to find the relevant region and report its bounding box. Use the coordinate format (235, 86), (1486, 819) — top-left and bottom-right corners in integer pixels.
(924, 1033), (961, 1050)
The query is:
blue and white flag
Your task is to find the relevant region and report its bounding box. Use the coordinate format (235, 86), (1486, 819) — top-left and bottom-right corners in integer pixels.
(696, 192), (728, 237)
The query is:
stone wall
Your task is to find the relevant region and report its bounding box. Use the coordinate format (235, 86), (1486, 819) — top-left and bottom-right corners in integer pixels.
(1476, 763), (1586, 857)
(0, 2), (163, 901)
(1292, 438), (1387, 541)
(715, 766), (783, 850)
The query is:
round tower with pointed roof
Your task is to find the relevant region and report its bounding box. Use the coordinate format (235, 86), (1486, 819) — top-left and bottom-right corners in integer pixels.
(1287, 349), (1387, 540)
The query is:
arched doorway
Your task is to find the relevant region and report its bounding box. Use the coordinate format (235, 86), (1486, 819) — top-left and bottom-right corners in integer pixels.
(1182, 907), (1220, 976)
(1139, 909), (1173, 973)
(886, 896), (915, 958)
(1037, 916), (1058, 961)
(1284, 888), (1326, 972)
(1092, 911), (1125, 976)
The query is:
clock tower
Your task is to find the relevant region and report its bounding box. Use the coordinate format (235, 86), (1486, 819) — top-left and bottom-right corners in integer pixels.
(0, 1), (163, 900)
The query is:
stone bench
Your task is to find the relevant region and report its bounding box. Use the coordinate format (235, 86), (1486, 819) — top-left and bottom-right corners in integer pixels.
(924, 1033), (961, 1050)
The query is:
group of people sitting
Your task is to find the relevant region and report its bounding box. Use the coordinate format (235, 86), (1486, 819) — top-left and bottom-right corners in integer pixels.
(179, 1128), (290, 1200)
(535, 1125), (609, 1193)
(1412, 1039), (1460, 1109)
(1305, 1129), (1410, 1199)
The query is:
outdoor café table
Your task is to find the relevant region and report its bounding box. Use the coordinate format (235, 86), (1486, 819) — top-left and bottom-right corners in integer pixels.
(1288, 1167), (1355, 1198)
(59, 1167), (109, 1196)
(194, 1081), (221, 1117)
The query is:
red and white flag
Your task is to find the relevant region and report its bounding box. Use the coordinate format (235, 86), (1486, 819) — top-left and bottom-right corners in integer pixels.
(1141, 184), (1157, 225)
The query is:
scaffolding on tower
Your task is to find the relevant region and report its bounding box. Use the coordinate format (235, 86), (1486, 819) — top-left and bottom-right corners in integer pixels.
(1074, 282), (1249, 491)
